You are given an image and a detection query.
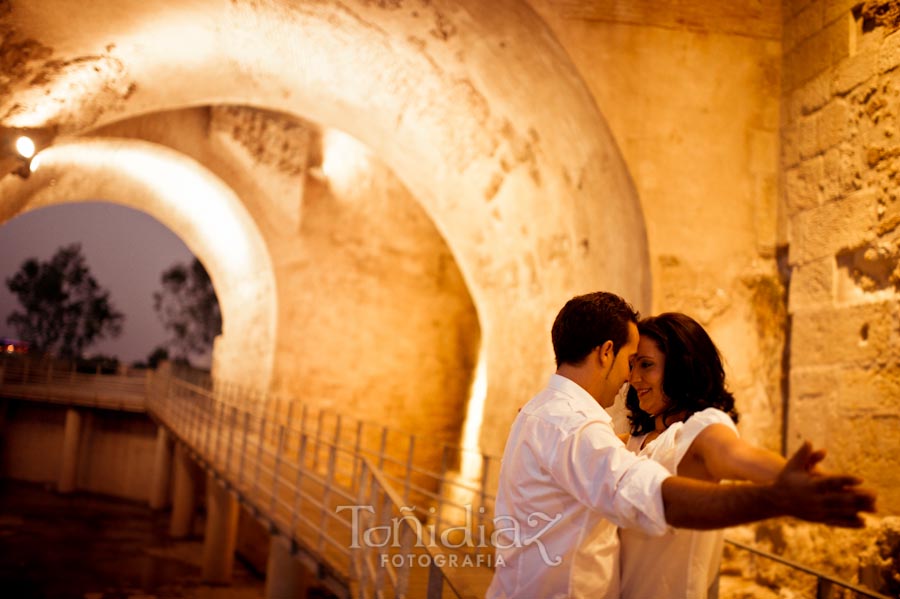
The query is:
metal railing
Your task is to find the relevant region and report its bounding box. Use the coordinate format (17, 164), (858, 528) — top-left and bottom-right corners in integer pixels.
(0, 355), (148, 412)
(147, 371), (496, 598)
(724, 539), (894, 599)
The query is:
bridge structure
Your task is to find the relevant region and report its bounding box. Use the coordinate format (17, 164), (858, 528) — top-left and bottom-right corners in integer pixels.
(0, 355), (890, 599)
(0, 354), (498, 598)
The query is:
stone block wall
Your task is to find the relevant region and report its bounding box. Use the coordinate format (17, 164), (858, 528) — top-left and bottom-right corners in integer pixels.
(783, 0), (900, 513)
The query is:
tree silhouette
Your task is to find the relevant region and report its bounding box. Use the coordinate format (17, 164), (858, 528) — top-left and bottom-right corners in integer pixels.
(153, 258), (221, 365)
(6, 243), (124, 359)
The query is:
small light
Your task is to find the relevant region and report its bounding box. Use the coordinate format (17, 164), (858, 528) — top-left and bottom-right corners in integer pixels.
(15, 135), (35, 159)
(29, 154), (41, 173)
(321, 129), (369, 185)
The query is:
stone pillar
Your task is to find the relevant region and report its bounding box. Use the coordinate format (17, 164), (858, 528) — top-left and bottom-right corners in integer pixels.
(149, 427), (173, 509)
(265, 536), (308, 599)
(58, 408), (82, 493)
(169, 443), (198, 537)
(202, 473), (239, 583)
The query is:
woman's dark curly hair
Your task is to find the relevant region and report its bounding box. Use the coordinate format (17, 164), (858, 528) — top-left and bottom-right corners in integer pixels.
(626, 312), (739, 436)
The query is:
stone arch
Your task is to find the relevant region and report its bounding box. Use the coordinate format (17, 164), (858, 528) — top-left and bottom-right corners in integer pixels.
(0, 138), (277, 389)
(1, 0), (650, 455)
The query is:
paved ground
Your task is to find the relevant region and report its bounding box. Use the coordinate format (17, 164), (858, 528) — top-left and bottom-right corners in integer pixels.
(0, 479), (265, 599)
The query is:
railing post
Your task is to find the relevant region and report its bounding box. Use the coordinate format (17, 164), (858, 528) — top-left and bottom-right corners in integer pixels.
(253, 397), (267, 498)
(226, 405), (237, 476)
(354, 461), (373, 599)
(290, 429), (308, 537)
(299, 403), (308, 466)
(312, 410), (324, 472)
(317, 414), (341, 553)
(396, 519), (414, 597)
(189, 384), (200, 446)
(426, 562), (444, 599)
(378, 427), (388, 470)
(816, 578), (834, 599)
(478, 453), (490, 556)
(214, 395), (226, 467)
(333, 414), (342, 465)
(373, 489), (391, 594)
(270, 422), (287, 515)
(239, 410), (250, 489)
(404, 434), (415, 504)
(436, 445), (449, 534)
(285, 401), (295, 436)
(352, 420), (363, 493)
(204, 387), (214, 458)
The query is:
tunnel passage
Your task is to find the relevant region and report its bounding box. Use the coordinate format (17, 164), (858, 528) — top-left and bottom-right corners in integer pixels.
(0, 0), (651, 458)
(0, 107), (483, 477)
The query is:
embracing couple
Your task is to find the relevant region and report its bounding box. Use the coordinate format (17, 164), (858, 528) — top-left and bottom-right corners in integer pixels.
(486, 291), (876, 599)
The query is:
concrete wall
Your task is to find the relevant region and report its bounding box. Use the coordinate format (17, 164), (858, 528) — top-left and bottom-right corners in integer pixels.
(0, 401), (157, 502)
(0, 402), (65, 483)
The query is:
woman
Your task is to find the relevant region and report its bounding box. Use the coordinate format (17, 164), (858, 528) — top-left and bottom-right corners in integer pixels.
(619, 312), (785, 599)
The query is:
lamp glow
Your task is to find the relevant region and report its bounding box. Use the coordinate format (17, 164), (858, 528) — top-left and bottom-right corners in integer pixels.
(321, 129), (370, 186)
(15, 136), (35, 159)
(459, 346), (488, 483)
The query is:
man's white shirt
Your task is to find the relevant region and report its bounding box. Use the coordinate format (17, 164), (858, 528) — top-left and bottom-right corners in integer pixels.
(486, 374), (672, 599)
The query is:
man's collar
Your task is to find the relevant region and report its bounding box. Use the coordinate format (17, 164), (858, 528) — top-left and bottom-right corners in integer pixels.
(547, 373), (610, 421)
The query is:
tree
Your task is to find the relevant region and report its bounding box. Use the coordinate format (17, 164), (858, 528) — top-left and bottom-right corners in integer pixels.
(5, 243), (124, 359)
(153, 258), (221, 364)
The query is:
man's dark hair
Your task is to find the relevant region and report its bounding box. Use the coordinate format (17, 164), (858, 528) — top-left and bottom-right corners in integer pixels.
(551, 292), (639, 367)
(626, 312), (739, 435)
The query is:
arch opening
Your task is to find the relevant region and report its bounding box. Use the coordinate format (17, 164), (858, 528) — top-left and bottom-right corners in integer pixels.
(0, 201), (203, 367)
(0, 137), (278, 389)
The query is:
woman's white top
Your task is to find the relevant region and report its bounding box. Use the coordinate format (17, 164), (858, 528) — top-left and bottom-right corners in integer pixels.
(619, 407), (738, 599)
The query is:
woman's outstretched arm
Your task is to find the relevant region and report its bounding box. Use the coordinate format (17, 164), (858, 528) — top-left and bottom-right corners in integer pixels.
(684, 423), (785, 483)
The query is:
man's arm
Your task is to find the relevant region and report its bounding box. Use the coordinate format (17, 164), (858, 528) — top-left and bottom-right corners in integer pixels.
(662, 441), (876, 529)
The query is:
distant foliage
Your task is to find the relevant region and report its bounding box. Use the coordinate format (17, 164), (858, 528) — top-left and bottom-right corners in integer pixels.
(5, 243), (124, 359)
(153, 258), (221, 365)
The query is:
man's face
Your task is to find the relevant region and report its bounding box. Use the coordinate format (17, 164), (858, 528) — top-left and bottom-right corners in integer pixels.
(598, 321), (639, 408)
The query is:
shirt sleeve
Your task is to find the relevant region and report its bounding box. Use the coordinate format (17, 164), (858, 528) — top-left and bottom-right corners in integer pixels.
(550, 420), (672, 536)
(673, 408), (739, 470)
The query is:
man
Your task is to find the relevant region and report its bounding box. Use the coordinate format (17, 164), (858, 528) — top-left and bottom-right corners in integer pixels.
(486, 292), (875, 599)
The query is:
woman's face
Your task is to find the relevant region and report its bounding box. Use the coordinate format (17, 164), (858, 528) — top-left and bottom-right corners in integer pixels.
(629, 336), (668, 417)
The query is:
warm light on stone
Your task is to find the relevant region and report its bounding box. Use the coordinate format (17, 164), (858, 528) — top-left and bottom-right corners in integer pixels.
(1, 0), (898, 595)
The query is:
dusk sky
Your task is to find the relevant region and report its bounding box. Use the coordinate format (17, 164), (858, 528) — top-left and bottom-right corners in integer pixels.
(0, 202), (196, 364)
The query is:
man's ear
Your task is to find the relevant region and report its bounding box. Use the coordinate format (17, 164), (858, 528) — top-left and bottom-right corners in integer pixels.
(597, 340), (615, 366)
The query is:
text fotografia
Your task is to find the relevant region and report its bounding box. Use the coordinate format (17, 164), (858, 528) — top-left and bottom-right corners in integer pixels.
(336, 504), (563, 567)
